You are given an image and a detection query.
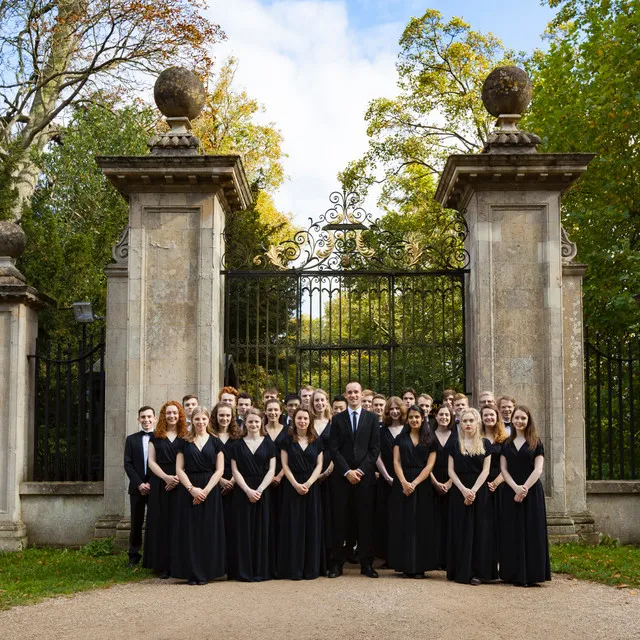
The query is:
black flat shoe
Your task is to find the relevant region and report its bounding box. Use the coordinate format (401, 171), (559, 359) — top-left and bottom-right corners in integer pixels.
(413, 573), (425, 579)
(196, 580), (208, 586)
(158, 573), (169, 579)
(187, 579), (197, 585)
(470, 577), (482, 586)
(361, 567), (379, 578)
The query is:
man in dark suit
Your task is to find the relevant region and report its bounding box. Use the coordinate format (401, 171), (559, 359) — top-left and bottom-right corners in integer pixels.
(329, 381), (380, 578)
(123, 405), (156, 567)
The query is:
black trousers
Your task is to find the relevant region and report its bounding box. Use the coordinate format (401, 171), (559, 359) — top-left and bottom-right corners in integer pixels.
(129, 492), (148, 560)
(330, 477), (375, 568)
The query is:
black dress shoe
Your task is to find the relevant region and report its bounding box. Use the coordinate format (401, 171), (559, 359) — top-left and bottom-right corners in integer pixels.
(327, 567), (342, 578)
(187, 579), (197, 585)
(127, 557), (141, 568)
(158, 573), (169, 579)
(361, 566), (379, 578)
(470, 577), (482, 586)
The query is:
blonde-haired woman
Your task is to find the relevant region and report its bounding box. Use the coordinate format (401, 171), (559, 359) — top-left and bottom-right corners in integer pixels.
(447, 408), (493, 585)
(309, 388), (334, 571)
(172, 406), (226, 585)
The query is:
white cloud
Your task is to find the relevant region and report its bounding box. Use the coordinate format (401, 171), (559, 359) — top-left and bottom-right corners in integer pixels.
(206, 0), (401, 224)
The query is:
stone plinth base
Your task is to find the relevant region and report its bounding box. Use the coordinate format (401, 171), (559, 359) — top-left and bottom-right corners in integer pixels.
(94, 514), (122, 540)
(0, 520), (28, 551)
(547, 511), (598, 545)
(114, 517), (131, 553)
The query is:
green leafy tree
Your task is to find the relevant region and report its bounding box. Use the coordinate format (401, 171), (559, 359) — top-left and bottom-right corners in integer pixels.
(0, 0), (224, 222)
(524, 0), (640, 336)
(341, 9), (515, 205)
(18, 101), (154, 339)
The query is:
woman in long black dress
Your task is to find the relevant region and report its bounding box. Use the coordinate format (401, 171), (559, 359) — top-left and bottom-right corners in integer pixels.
(388, 405), (437, 578)
(264, 398), (287, 571)
(310, 389), (333, 572)
(447, 408), (494, 585)
(499, 405), (551, 586)
(172, 406), (226, 585)
(374, 396), (406, 564)
(480, 405), (508, 576)
(278, 407), (324, 580)
(143, 400), (187, 577)
(229, 407), (277, 582)
(430, 404), (455, 570)
(211, 401), (241, 578)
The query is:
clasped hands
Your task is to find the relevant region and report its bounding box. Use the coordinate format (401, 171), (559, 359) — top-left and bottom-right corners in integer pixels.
(346, 469), (363, 485)
(164, 475), (180, 491)
(514, 485), (528, 502)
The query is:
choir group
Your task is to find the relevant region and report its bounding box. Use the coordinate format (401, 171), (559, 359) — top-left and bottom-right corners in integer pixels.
(124, 382), (551, 587)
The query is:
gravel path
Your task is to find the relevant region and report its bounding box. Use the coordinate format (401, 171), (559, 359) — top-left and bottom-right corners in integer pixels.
(1, 568), (638, 640)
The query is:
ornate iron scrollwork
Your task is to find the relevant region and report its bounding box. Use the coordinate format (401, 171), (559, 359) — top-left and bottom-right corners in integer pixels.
(226, 191), (469, 272)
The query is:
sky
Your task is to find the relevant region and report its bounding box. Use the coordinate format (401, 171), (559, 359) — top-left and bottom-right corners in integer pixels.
(206, 1), (556, 224)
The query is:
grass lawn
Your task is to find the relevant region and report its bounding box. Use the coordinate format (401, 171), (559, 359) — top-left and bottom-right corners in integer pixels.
(550, 542), (640, 589)
(0, 541), (153, 611)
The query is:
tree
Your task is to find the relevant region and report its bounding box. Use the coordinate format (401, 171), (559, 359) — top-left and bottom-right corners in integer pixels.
(0, 0), (224, 221)
(523, 0), (640, 335)
(18, 100), (154, 339)
(341, 9), (515, 205)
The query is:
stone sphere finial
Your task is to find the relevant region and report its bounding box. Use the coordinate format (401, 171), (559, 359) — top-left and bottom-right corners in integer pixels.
(481, 66), (533, 117)
(0, 220), (27, 258)
(153, 67), (206, 121)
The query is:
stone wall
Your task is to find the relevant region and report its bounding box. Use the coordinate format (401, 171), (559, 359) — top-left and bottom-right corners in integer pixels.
(20, 483), (104, 547)
(587, 481), (640, 544)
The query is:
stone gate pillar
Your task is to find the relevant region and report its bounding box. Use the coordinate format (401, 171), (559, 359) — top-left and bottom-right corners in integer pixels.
(93, 68), (252, 541)
(0, 222), (51, 550)
(435, 67), (596, 541)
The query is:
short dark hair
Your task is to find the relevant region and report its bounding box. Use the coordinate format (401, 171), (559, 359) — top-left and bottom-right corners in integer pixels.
(402, 387), (417, 398)
(182, 394), (198, 404)
(138, 405), (155, 416)
(284, 393), (301, 404)
(237, 392), (253, 403)
(332, 395), (347, 404)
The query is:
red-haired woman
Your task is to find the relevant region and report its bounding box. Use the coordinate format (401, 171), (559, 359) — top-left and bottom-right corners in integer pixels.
(499, 405), (551, 586)
(143, 400), (187, 578)
(229, 407), (277, 581)
(374, 397), (406, 565)
(211, 401), (241, 578)
(172, 406), (226, 585)
(278, 407), (324, 579)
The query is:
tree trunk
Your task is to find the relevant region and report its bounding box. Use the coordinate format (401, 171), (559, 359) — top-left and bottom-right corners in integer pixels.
(9, 0), (86, 221)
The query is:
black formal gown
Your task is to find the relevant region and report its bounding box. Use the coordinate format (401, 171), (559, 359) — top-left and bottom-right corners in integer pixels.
(317, 422), (332, 571)
(388, 433), (438, 574)
(374, 425), (402, 561)
(229, 437), (277, 581)
(487, 439), (503, 578)
(446, 438), (497, 584)
(278, 436), (324, 580)
(171, 436), (226, 582)
(499, 440), (551, 585)
(266, 425), (289, 572)
(143, 435), (180, 575)
(432, 429), (456, 570)
(219, 437), (236, 578)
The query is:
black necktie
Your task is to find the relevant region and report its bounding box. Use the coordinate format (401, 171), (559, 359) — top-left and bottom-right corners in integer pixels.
(352, 411), (358, 435)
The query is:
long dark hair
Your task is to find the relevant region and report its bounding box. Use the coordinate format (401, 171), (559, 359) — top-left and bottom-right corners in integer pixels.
(288, 407), (318, 443)
(406, 405), (435, 447)
(506, 404), (541, 450)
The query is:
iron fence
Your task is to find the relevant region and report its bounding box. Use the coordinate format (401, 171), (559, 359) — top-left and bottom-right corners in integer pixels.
(31, 328), (105, 481)
(585, 327), (640, 480)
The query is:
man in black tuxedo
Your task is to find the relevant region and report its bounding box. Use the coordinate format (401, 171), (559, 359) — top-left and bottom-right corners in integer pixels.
(329, 381), (380, 578)
(123, 405), (156, 567)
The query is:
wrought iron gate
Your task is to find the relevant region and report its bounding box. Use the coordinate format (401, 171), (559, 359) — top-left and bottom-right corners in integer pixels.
(224, 192), (468, 400)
